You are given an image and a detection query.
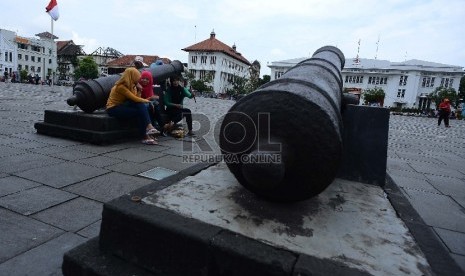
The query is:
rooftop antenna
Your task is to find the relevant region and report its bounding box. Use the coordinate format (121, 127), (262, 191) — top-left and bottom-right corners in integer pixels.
(375, 35), (380, 59)
(194, 25), (197, 42)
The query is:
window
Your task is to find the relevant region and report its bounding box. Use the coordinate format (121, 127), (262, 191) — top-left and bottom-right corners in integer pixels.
(25, 55), (29, 61)
(345, 75), (364, 84)
(210, 56), (216, 64)
(399, 75), (408, 86)
(201, 56), (207, 64)
(421, 77), (435, 88)
(4, 52), (7, 62)
(38, 57), (41, 62)
(37, 67), (41, 73)
(275, 71), (284, 79)
(18, 54), (22, 60)
(31, 56), (35, 62)
(49, 58), (52, 64)
(18, 64), (22, 70)
(191, 56), (197, 64)
(9, 52), (12, 62)
(397, 89), (405, 98)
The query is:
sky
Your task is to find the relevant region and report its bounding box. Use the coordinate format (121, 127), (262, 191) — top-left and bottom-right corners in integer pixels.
(2, 0), (464, 76)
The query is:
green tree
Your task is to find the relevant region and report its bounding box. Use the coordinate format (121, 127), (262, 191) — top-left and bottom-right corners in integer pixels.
(20, 69), (28, 83)
(458, 75), (465, 100)
(73, 56), (98, 80)
(362, 87), (385, 105)
(430, 86), (458, 107)
(259, 75), (271, 87)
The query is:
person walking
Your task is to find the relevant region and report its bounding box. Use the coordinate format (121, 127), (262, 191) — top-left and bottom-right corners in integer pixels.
(437, 98), (451, 127)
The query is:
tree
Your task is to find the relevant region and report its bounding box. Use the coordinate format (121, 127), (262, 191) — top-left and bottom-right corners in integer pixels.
(458, 75), (465, 100)
(430, 86), (458, 107)
(362, 87), (385, 105)
(73, 56), (98, 80)
(259, 75), (271, 87)
(20, 69), (28, 83)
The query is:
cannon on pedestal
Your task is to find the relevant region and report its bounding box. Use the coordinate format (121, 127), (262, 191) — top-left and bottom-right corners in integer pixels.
(67, 60), (184, 113)
(220, 46), (357, 202)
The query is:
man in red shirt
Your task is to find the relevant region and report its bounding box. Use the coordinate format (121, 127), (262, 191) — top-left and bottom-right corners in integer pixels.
(438, 98), (451, 127)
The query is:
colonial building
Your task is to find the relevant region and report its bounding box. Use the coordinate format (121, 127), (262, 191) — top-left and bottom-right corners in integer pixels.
(56, 40), (86, 82)
(88, 47), (124, 76)
(182, 31), (252, 94)
(268, 56), (464, 109)
(0, 29), (17, 79)
(0, 29), (57, 82)
(106, 55), (171, 75)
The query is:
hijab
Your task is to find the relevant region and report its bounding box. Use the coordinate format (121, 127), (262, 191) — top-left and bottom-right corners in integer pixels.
(114, 67), (141, 94)
(139, 70), (154, 99)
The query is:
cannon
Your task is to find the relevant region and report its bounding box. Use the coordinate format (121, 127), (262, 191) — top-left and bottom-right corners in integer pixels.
(67, 60), (184, 113)
(219, 46), (358, 202)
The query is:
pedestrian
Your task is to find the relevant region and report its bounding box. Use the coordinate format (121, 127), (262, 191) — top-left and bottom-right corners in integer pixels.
(138, 70), (172, 135)
(437, 98), (451, 128)
(164, 75), (196, 136)
(106, 67), (160, 145)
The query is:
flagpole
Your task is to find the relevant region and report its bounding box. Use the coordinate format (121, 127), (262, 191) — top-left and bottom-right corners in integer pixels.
(51, 18), (54, 88)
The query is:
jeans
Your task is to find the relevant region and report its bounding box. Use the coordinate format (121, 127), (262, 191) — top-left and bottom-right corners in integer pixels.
(107, 102), (151, 137)
(167, 107), (193, 131)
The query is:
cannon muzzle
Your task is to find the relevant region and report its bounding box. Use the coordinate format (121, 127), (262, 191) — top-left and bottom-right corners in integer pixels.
(219, 46), (346, 202)
(68, 60), (184, 113)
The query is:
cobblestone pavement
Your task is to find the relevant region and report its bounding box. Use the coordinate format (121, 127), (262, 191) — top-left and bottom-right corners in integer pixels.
(0, 81), (464, 275)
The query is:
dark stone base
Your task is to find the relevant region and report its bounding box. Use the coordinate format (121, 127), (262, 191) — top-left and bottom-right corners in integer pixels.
(34, 110), (139, 144)
(338, 105), (390, 186)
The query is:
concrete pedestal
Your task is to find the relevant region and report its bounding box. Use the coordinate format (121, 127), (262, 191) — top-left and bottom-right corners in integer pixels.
(63, 163), (433, 276)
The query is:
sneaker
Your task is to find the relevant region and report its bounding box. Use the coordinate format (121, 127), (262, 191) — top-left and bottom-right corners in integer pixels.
(187, 131), (196, 137)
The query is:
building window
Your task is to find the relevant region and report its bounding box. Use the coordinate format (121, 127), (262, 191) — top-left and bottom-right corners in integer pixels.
(275, 71), (284, 79)
(345, 75), (364, 84)
(4, 52), (7, 62)
(31, 56), (35, 62)
(200, 56), (207, 64)
(210, 56), (216, 64)
(397, 89), (405, 98)
(49, 59), (52, 64)
(200, 70), (206, 79)
(18, 54), (22, 60)
(399, 75), (408, 86)
(25, 55), (29, 61)
(421, 77), (435, 88)
(38, 57), (41, 62)
(191, 56), (197, 64)
(18, 64), (22, 71)
(37, 67), (41, 73)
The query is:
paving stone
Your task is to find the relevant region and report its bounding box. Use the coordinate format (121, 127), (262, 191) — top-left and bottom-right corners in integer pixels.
(0, 208), (63, 263)
(451, 254), (465, 273)
(0, 152), (63, 174)
(13, 132), (83, 147)
(0, 185), (77, 215)
(8, 140), (50, 150)
(0, 145), (28, 158)
(32, 197), (103, 232)
(402, 189), (465, 232)
(77, 155), (124, 168)
(64, 172), (153, 202)
(389, 174), (440, 194)
(410, 162), (464, 178)
(102, 148), (165, 163)
(15, 162), (109, 188)
(0, 232), (86, 276)
(0, 176), (42, 197)
(434, 228), (465, 255)
(67, 143), (131, 154)
(104, 161), (156, 175)
(41, 148), (98, 161)
(77, 220), (102, 239)
(143, 154), (197, 171)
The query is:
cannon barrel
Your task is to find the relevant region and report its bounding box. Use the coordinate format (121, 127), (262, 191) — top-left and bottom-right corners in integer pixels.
(67, 60), (184, 113)
(219, 46), (346, 202)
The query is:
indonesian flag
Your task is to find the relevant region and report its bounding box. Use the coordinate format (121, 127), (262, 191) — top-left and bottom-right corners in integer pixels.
(45, 0), (59, 21)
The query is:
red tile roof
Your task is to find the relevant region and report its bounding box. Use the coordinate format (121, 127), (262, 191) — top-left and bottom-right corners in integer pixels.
(106, 55), (171, 67)
(182, 32), (251, 66)
(57, 40), (72, 51)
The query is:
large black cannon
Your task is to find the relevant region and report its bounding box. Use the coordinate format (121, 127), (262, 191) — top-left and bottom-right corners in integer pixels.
(67, 60), (184, 113)
(219, 46), (357, 202)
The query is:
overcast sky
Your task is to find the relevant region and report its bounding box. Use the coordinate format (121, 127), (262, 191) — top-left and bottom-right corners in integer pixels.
(2, 0), (464, 76)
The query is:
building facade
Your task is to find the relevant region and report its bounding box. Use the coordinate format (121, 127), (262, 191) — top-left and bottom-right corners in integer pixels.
(0, 29), (18, 80)
(268, 56), (464, 109)
(182, 31), (252, 94)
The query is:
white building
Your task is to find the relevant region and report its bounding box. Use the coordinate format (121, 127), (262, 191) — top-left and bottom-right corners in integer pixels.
(182, 31), (252, 94)
(16, 32), (58, 83)
(268, 56), (464, 109)
(0, 29), (17, 79)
